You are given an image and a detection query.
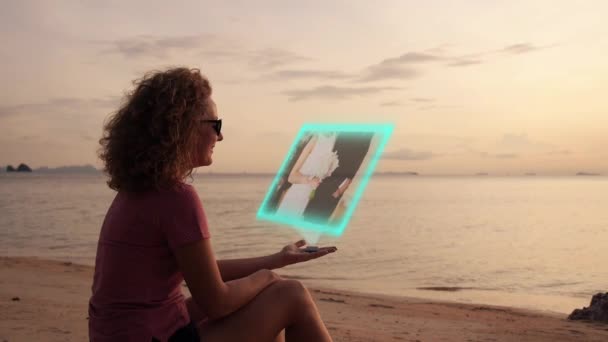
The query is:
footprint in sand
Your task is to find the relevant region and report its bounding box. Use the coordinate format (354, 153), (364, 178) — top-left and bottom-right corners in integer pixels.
(320, 297), (346, 304)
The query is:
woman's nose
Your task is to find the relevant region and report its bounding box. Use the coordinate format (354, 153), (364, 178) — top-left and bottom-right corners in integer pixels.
(217, 132), (224, 141)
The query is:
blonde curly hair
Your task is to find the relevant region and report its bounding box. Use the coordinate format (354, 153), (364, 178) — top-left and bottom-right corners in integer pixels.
(99, 67), (212, 192)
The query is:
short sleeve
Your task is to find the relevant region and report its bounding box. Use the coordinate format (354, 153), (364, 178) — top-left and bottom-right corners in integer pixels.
(159, 184), (211, 250)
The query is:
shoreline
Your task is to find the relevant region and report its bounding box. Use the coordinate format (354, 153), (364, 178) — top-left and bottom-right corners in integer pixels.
(2, 256), (607, 341)
(0, 253), (590, 316)
(0, 254), (589, 318)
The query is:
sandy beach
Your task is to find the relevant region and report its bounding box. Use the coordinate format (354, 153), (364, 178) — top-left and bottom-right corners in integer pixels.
(1, 256), (607, 342)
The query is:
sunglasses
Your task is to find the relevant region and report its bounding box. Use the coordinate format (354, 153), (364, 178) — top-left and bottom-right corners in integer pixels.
(200, 119), (222, 136)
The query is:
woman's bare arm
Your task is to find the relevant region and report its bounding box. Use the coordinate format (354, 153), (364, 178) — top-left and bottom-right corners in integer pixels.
(332, 178), (352, 198)
(287, 136), (317, 185)
(217, 255), (284, 282)
(174, 239), (280, 320)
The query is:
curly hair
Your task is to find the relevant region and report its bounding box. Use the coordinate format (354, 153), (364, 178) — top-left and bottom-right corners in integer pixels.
(99, 67), (212, 192)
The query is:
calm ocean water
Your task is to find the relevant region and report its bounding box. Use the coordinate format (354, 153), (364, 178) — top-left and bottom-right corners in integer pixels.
(1, 172), (606, 314)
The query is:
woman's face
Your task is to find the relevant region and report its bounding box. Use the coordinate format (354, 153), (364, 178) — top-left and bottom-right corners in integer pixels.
(193, 98), (223, 168)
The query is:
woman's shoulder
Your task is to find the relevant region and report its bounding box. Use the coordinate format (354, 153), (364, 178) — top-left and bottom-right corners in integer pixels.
(122, 182), (198, 204)
(142, 183), (203, 219)
(162, 182), (198, 199)
(117, 183), (200, 209)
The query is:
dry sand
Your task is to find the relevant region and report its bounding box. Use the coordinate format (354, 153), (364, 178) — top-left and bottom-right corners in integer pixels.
(1, 256), (607, 341)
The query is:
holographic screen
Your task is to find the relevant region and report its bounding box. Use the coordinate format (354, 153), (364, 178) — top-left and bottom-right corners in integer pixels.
(257, 123), (394, 238)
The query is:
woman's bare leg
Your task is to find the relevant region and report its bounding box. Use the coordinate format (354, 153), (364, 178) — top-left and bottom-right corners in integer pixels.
(274, 329), (285, 342)
(196, 279), (332, 342)
(186, 297), (284, 341)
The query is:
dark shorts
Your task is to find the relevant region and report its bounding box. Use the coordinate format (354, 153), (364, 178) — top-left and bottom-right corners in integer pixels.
(152, 321), (199, 342)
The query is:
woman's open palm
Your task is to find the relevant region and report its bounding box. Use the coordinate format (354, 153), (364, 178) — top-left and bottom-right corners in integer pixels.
(280, 240), (337, 266)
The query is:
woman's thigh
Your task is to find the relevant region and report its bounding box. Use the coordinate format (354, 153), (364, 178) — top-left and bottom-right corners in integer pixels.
(197, 279), (309, 342)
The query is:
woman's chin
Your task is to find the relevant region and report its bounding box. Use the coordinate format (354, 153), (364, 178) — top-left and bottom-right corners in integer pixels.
(193, 158), (212, 168)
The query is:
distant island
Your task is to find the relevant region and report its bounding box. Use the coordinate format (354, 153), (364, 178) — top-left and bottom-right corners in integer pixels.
(4, 164), (101, 173)
(6, 163), (32, 172)
(576, 172), (601, 176)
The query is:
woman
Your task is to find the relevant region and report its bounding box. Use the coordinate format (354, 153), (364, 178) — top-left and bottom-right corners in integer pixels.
(275, 132), (337, 218)
(89, 67), (336, 341)
(266, 134), (313, 212)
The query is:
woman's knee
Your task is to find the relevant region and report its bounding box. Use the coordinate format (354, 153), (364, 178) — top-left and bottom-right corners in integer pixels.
(271, 279), (314, 306)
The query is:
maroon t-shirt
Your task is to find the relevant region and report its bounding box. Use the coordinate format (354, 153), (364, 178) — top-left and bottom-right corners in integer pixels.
(88, 183), (210, 341)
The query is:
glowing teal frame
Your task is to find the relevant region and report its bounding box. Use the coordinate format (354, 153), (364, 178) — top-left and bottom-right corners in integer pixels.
(256, 123), (394, 237)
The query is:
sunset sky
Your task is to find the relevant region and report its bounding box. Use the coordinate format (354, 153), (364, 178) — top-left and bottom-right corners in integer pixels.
(1, 1), (607, 175)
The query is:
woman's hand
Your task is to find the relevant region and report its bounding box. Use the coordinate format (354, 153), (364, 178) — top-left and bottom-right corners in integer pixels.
(276, 240), (337, 267)
(307, 177), (321, 189)
(332, 178), (351, 198)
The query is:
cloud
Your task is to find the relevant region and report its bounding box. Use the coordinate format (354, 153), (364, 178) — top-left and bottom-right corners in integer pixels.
(261, 69), (353, 81)
(446, 58), (483, 67)
(98, 34), (213, 59)
(379, 52), (443, 65)
(0, 96), (123, 151)
(361, 42), (549, 80)
(361, 50), (482, 82)
(359, 64), (420, 82)
(97, 35), (311, 70)
(0, 96), (121, 119)
(269, 49), (473, 97)
(380, 101), (402, 107)
(383, 148), (437, 161)
(357, 50), (462, 82)
(262, 55), (429, 83)
(500, 43), (543, 55)
(248, 48), (312, 69)
(282, 85), (399, 102)
(410, 97), (435, 103)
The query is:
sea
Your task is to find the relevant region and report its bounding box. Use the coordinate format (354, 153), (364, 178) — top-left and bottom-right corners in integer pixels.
(1, 172), (606, 314)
